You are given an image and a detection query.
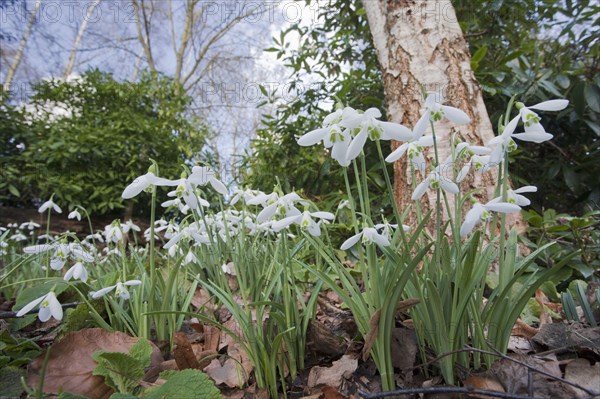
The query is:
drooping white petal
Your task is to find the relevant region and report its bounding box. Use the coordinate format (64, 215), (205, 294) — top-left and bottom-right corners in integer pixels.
(256, 203), (278, 223)
(512, 132), (553, 143)
(460, 204), (485, 237)
(529, 100), (569, 111)
(411, 178), (430, 200)
(298, 128), (327, 146)
(15, 295), (46, 317)
(311, 211), (335, 220)
(122, 175), (149, 199)
(340, 233), (362, 250)
(46, 292), (63, 321)
(346, 129), (368, 161)
(272, 215), (301, 232)
(23, 244), (53, 254)
(484, 202), (521, 214)
(124, 279), (142, 286)
(412, 113), (429, 139)
(91, 285), (116, 299)
(439, 177), (459, 194)
(385, 143), (409, 163)
(364, 228), (390, 247)
(456, 164), (471, 183)
(514, 186), (537, 194)
(209, 177), (228, 195)
(380, 122), (413, 141)
(441, 105), (470, 125)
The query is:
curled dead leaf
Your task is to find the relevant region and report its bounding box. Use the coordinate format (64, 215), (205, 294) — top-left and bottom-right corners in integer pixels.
(27, 328), (163, 399)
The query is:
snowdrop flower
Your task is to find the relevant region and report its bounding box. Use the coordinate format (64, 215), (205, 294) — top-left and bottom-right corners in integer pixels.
(412, 165), (460, 200)
(413, 93), (471, 139)
(375, 222), (410, 241)
(38, 198), (62, 214)
(167, 177), (210, 210)
(184, 250), (198, 265)
(513, 100), (569, 142)
(122, 172), (177, 199)
(454, 142), (493, 182)
(20, 221), (40, 230)
(68, 209), (82, 221)
(340, 226), (391, 250)
(230, 188), (262, 206)
(64, 261), (88, 283)
(161, 197), (190, 214)
(103, 223), (124, 243)
(255, 192), (303, 223)
(121, 220), (141, 234)
(188, 166), (228, 196)
(23, 242), (93, 270)
(460, 201), (522, 237)
(272, 210), (335, 237)
(385, 134), (435, 174)
(297, 108), (353, 167)
(488, 99), (568, 164)
(343, 107), (413, 163)
(91, 280), (142, 300)
(10, 233), (27, 242)
(16, 291), (62, 321)
(489, 186), (537, 207)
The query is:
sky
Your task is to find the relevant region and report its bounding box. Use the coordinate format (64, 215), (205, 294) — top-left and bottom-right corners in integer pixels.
(0, 0), (324, 182)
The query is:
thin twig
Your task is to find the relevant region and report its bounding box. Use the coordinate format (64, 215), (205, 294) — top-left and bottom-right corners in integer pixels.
(359, 386), (543, 399)
(472, 345), (600, 397)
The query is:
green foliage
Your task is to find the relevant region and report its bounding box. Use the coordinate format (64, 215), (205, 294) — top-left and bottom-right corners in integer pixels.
(143, 370), (222, 399)
(1, 70), (208, 215)
(454, 0), (600, 211)
(0, 366), (25, 397)
(522, 209), (599, 279)
(0, 330), (41, 368)
(92, 338), (152, 394)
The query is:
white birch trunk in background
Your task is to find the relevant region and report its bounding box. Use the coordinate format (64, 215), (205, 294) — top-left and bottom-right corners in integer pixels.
(362, 0), (516, 226)
(2, 1), (42, 99)
(63, 0), (102, 79)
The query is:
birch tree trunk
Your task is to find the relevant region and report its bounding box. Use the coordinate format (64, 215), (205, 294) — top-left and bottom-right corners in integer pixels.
(2, 0), (41, 99)
(362, 0), (508, 225)
(63, 0), (101, 79)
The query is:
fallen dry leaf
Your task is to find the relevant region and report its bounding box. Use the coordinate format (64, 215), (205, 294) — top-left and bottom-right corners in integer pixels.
(464, 375), (505, 399)
(204, 319), (253, 388)
(307, 355), (358, 388)
(564, 358), (600, 399)
(361, 309), (380, 361)
(27, 328), (163, 398)
(322, 385), (348, 399)
(174, 332), (200, 370)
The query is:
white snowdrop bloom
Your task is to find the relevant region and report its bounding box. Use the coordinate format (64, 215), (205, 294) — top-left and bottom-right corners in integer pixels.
(38, 198), (62, 214)
(23, 242), (93, 270)
(255, 192), (303, 223)
(161, 197), (190, 214)
(460, 201), (522, 237)
(411, 164), (460, 201)
(64, 261), (88, 283)
(375, 222), (411, 241)
(488, 186), (537, 207)
(16, 291), (63, 322)
(188, 166), (228, 196)
(20, 221), (41, 230)
(385, 134), (434, 174)
(413, 93), (471, 139)
(297, 108), (352, 167)
(103, 223), (124, 243)
(91, 280), (141, 300)
(230, 188), (263, 206)
(122, 172), (178, 199)
(121, 220), (141, 233)
(68, 209), (82, 221)
(514, 100), (569, 142)
(10, 233), (27, 242)
(272, 210), (335, 237)
(184, 250), (198, 265)
(343, 107), (413, 163)
(340, 226), (391, 250)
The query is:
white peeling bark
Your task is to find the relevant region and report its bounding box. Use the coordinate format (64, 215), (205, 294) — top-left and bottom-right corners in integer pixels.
(362, 0), (508, 225)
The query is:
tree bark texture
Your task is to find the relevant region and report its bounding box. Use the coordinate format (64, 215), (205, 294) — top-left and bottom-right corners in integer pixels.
(362, 0), (510, 226)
